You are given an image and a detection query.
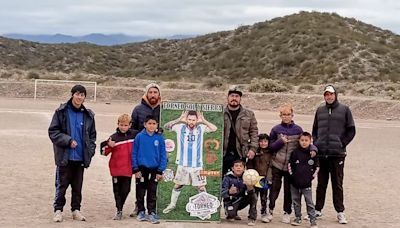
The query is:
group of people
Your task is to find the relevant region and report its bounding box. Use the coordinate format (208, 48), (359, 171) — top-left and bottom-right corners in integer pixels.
(48, 83), (355, 227)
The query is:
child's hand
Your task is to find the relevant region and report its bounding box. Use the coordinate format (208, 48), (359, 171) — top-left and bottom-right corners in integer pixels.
(280, 134), (289, 143)
(107, 137), (116, 148)
(228, 184), (238, 194)
(310, 150), (317, 158)
(156, 174), (163, 181)
(70, 140), (78, 148)
(135, 171), (142, 179)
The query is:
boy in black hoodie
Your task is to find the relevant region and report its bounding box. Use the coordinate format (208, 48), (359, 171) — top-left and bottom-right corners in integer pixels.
(288, 132), (319, 228)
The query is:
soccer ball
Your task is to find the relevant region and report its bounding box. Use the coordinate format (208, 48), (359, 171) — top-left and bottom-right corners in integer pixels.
(243, 169), (259, 186)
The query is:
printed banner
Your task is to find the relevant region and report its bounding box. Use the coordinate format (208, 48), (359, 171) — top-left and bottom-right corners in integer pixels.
(157, 101), (224, 222)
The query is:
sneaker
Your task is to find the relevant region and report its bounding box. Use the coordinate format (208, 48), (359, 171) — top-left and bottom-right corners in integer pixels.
(337, 212), (348, 224)
(53, 210), (63, 222)
(248, 219), (256, 226)
(291, 217), (302, 226)
(305, 211), (322, 220)
(261, 213), (271, 223)
(137, 211), (148, 222)
(72, 210), (86, 221)
(113, 211), (123, 220)
(282, 212), (291, 224)
(129, 204), (138, 217)
(310, 221), (318, 228)
(149, 212), (160, 224)
(162, 204), (176, 214)
(266, 210), (273, 221)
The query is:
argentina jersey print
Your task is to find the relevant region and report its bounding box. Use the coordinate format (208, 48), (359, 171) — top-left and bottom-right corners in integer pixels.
(172, 123), (206, 168)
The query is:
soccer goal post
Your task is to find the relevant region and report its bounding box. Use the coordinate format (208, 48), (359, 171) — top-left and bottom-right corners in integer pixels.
(34, 79), (97, 101)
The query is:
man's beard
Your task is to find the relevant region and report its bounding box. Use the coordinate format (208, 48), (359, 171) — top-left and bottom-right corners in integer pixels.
(228, 101), (239, 108)
(148, 97), (158, 105)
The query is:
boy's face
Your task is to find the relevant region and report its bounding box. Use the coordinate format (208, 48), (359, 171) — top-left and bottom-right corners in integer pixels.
(232, 162), (245, 176)
(280, 109), (293, 124)
(144, 119), (158, 133)
(71, 92), (85, 108)
(187, 114), (198, 129)
(259, 139), (269, 149)
(299, 135), (311, 149)
(118, 121), (131, 133)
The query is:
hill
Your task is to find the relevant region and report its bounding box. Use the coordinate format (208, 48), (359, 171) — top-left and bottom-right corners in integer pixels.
(1, 11), (400, 86)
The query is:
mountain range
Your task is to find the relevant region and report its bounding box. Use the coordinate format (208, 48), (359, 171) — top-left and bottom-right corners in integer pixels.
(0, 11), (399, 85)
(2, 33), (195, 46)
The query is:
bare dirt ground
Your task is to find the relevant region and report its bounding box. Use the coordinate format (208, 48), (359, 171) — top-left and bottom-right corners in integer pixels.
(1, 97), (399, 228)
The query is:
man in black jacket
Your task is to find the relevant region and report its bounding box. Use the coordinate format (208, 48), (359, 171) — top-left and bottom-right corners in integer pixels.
(312, 85), (355, 224)
(48, 85), (96, 222)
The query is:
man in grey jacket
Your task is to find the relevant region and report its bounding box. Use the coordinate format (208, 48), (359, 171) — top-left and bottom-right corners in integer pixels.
(312, 85), (355, 224)
(223, 86), (258, 175)
(48, 85), (96, 223)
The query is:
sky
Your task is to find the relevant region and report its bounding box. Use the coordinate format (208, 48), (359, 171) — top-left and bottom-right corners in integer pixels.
(1, 0), (399, 36)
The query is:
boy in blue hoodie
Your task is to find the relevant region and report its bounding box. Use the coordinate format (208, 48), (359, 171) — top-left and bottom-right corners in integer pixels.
(132, 115), (167, 224)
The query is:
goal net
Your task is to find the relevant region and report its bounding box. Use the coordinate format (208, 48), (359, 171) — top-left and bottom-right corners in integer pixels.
(34, 79), (97, 101)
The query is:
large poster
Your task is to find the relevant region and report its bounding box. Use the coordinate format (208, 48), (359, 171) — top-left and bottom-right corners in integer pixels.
(157, 101), (224, 222)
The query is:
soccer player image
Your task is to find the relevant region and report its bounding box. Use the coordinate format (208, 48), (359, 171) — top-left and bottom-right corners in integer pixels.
(162, 110), (218, 214)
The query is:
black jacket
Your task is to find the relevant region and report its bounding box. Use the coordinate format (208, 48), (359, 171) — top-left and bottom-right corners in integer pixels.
(289, 146), (319, 189)
(312, 101), (355, 157)
(48, 101), (96, 168)
(131, 98), (160, 131)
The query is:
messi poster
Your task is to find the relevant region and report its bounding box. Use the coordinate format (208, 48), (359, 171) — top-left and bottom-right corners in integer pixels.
(157, 101), (224, 222)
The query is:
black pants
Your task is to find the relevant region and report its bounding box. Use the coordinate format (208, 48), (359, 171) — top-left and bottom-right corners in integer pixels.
(54, 161), (84, 212)
(256, 188), (269, 214)
(113, 176), (132, 211)
(135, 168), (158, 214)
(316, 157), (345, 213)
(224, 190), (258, 220)
(269, 166), (292, 214)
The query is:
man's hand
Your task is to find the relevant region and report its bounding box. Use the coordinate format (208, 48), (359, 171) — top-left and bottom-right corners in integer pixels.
(70, 140), (78, 148)
(197, 111), (204, 122)
(247, 149), (256, 160)
(107, 137), (116, 147)
(179, 111), (188, 122)
(310, 150), (317, 158)
(228, 184), (238, 195)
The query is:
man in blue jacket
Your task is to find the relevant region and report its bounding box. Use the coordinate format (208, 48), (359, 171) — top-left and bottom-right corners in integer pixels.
(312, 85), (355, 224)
(48, 85), (96, 223)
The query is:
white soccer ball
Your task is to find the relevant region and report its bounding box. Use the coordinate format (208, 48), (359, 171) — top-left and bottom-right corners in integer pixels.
(243, 169), (259, 186)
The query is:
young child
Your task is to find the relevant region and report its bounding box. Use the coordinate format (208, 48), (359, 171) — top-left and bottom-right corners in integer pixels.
(132, 115), (167, 224)
(268, 103), (317, 223)
(288, 132), (319, 228)
(100, 114), (137, 220)
(222, 160), (257, 226)
(246, 133), (273, 223)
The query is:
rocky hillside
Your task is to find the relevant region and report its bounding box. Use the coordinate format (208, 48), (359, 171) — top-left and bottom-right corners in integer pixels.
(1, 11), (400, 84)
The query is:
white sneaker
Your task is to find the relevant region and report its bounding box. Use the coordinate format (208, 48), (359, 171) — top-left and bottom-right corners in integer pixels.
(53, 210), (63, 222)
(162, 204), (176, 214)
(261, 214), (270, 223)
(282, 212), (291, 224)
(266, 210), (273, 221)
(72, 210), (86, 221)
(337, 212), (348, 224)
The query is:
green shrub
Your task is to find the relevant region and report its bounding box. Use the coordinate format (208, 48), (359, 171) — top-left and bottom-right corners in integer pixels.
(26, 71), (40, 79)
(248, 78), (289, 93)
(298, 84), (315, 93)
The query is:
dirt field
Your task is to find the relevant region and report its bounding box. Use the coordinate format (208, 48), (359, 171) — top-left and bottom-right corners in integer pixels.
(1, 97), (399, 228)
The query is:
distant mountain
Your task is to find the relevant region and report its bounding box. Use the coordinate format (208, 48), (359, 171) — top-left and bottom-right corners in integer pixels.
(1, 11), (400, 84)
(2, 33), (195, 45)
